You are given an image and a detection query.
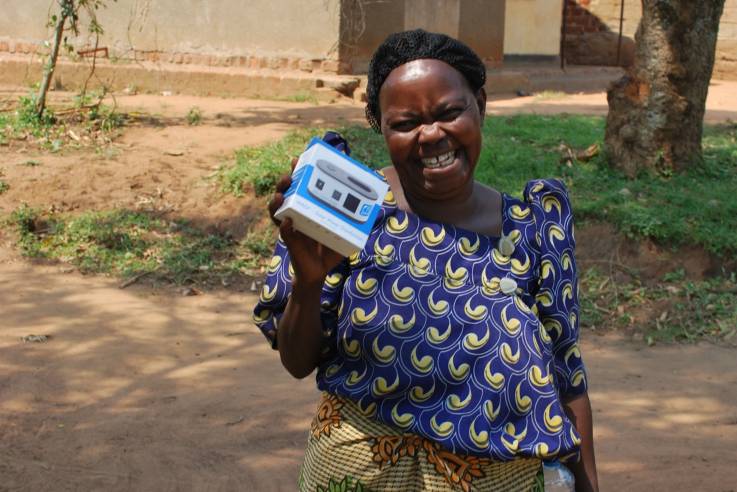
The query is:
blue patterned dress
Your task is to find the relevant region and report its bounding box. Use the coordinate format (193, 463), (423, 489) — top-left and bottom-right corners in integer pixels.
(254, 177), (588, 487)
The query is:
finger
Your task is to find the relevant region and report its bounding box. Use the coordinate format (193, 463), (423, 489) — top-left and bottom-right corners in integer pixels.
(268, 193), (284, 225)
(275, 174), (292, 194)
(290, 157), (298, 172)
(317, 242), (343, 260)
(280, 218), (316, 253)
(278, 217), (296, 245)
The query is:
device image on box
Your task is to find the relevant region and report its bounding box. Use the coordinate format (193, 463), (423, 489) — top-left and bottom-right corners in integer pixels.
(274, 137), (388, 257)
(307, 159), (379, 223)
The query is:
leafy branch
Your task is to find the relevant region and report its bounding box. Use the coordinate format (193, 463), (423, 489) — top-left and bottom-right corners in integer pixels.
(36, 0), (116, 119)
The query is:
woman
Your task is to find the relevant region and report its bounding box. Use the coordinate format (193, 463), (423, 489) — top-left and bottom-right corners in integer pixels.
(255, 30), (599, 492)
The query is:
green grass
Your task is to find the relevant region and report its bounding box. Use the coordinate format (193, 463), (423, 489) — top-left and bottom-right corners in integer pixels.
(186, 106), (203, 126)
(0, 94), (57, 140)
(219, 126), (389, 197)
(534, 90), (568, 101)
(276, 91), (320, 104)
(478, 115), (737, 257)
(221, 115), (737, 257)
(580, 266), (737, 344)
(0, 92), (125, 150)
(218, 125), (389, 197)
(220, 127), (317, 196)
(8, 205), (273, 284)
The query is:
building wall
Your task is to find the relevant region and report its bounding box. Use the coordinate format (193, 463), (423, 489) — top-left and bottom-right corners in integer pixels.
(340, 0), (406, 73)
(344, 0), (505, 73)
(504, 0), (563, 56)
(719, 2), (737, 78)
(0, 0), (342, 70)
(565, 0), (737, 78)
(459, 0), (506, 64)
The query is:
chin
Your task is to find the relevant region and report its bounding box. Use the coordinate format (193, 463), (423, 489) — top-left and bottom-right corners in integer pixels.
(423, 181), (472, 201)
(424, 173), (473, 198)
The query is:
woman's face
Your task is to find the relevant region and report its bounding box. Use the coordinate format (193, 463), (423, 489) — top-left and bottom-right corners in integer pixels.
(378, 59), (486, 203)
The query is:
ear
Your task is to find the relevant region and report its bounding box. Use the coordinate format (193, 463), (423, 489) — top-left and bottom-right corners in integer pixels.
(475, 87), (487, 124)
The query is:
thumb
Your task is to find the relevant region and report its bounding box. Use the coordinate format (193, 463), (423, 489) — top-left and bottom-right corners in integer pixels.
(279, 217), (297, 245)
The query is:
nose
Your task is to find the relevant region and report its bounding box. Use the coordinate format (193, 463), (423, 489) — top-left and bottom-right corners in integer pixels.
(417, 122), (445, 145)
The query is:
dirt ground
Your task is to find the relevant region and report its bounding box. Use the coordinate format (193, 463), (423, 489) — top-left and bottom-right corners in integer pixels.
(2, 83), (737, 491)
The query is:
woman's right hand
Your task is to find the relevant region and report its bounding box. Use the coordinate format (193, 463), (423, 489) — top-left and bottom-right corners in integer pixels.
(268, 160), (345, 288)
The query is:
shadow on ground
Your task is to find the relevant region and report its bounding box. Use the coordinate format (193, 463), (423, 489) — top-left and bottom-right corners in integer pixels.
(1, 259), (736, 491)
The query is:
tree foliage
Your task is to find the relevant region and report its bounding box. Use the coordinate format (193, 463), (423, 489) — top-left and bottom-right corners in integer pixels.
(36, 0), (115, 119)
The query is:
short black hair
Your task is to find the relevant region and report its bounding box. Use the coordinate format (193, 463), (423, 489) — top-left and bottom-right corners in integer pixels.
(365, 29), (487, 133)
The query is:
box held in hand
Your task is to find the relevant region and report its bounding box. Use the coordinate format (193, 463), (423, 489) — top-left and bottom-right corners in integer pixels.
(274, 137), (388, 257)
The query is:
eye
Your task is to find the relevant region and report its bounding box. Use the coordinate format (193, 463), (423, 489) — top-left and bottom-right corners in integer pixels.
(389, 119), (419, 132)
(437, 107), (465, 122)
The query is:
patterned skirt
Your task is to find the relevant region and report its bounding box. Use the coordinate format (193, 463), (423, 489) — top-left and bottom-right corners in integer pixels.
(298, 392), (545, 492)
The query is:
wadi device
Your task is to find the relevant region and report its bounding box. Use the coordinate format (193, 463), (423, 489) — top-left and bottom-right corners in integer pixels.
(274, 137), (388, 257)
(307, 159), (378, 223)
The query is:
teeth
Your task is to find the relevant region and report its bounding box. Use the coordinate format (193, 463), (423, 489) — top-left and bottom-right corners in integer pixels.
(422, 150), (456, 169)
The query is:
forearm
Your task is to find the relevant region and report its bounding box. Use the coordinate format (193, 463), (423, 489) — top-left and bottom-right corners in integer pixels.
(276, 280), (326, 379)
(562, 391), (599, 492)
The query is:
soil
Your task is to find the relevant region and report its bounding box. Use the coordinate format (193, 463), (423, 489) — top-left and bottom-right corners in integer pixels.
(2, 83), (737, 491)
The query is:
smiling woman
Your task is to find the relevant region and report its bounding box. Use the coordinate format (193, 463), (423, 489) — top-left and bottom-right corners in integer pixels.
(377, 58), (500, 236)
(255, 29), (599, 492)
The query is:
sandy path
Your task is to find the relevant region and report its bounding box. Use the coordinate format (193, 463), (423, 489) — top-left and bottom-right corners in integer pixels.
(1, 256), (736, 492)
(486, 79), (737, 123)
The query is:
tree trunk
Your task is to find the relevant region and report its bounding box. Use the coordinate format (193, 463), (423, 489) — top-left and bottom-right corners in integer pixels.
(605, 0), (726, 177)
(36, 0), (72, 119)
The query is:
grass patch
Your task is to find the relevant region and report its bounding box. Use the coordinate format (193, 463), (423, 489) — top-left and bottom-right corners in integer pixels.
(221, 114), (737, 257)
(483, 115), (737, 257)
(219, 126), (389, 197)
(220, 127), (318, 196)
(0, 168), (7, 194)
(580, 266), (737, 344)
(534, 90), (568, 101)
(8, 205), (274, 284)
(186, 106), (203, 126)
(278, 91), (319, 104)
(0, 91), (125, 151)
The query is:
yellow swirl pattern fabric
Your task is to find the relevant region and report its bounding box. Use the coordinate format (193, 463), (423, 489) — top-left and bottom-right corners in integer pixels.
(255, 179), (588, 463)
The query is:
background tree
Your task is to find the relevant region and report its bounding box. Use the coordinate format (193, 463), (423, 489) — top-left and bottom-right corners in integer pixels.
(605, 0), (726, 177)
(36, 0), (112, 119)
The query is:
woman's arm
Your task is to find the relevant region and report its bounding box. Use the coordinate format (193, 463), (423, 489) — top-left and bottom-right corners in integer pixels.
(524, 180), (599, 492)
(268, 172), (345, 378)
(275, 276), (326, 378)
(562, 391), (599, 492)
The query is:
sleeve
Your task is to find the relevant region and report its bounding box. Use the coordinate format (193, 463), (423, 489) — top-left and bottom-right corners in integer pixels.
(252, 238), (349, 354)
(525, 179), (588, 398)
(253, 130), (352, 352)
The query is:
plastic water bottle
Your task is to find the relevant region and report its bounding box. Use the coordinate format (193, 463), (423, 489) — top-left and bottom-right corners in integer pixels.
(543, 461), (576, 492)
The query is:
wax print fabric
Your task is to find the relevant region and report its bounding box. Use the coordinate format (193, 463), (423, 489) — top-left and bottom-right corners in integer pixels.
(254, 177), (588, 463)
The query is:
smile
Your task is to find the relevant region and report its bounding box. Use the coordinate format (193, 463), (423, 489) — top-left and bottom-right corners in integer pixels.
(421, 150), (457, 169)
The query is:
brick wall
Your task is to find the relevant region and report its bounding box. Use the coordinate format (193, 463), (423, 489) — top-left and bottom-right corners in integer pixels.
(564, 0), (609, 36)
(564, 0), (737, 79)
(562, 0), (632, 66)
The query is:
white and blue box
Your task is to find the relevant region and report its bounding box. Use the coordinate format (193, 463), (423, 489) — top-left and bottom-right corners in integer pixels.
(274, 137), (389, 257)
